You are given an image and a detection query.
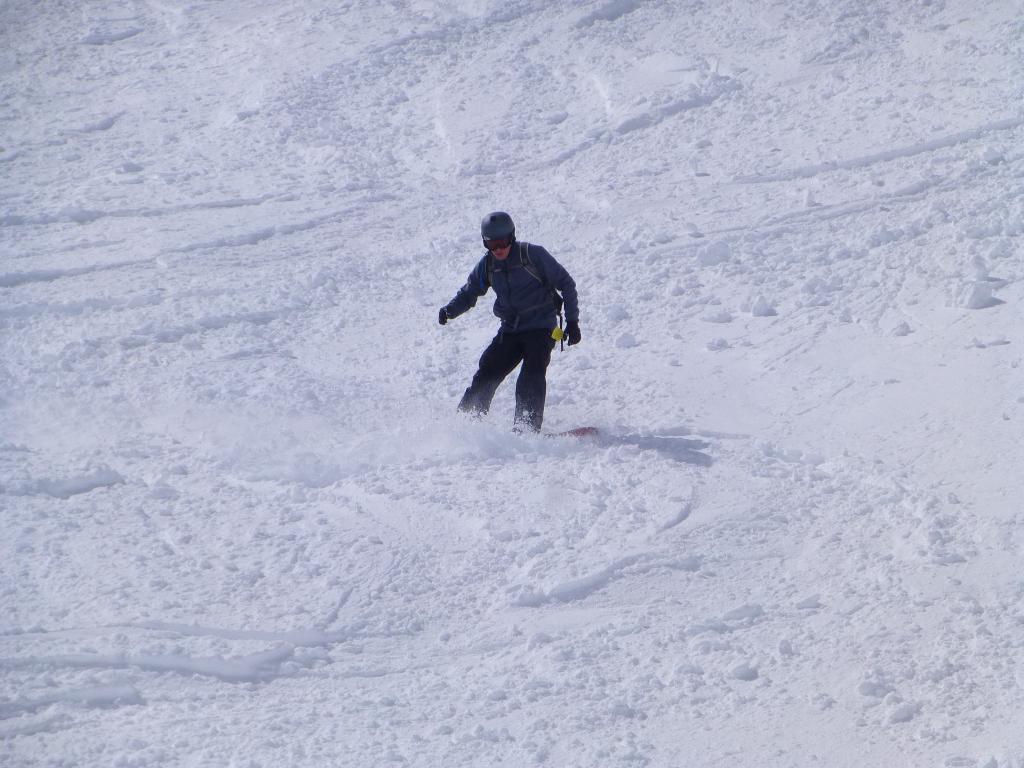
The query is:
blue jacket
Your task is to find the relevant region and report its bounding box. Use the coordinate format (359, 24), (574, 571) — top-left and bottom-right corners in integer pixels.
(445, 242), (579, 332)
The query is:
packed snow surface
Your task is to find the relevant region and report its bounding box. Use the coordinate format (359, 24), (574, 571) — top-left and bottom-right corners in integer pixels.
(2, 1), (1024, 766)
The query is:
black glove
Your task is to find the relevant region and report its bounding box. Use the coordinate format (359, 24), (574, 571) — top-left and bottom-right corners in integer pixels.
(565, 320), (581, 346)
(438, 308), (449, 326)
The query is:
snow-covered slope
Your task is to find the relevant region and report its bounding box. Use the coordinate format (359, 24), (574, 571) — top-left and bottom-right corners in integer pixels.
(2, 1), (1023, 765)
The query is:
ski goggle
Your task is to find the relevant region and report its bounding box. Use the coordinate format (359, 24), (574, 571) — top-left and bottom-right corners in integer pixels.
(483, 236), (513, 250)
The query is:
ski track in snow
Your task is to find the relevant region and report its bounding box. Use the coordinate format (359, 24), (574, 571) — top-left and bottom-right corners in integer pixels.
(733, 115), (1024, 183)
(2, 0), (1024, 766)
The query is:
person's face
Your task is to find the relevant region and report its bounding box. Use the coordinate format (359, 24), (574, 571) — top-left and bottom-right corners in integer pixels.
(485, 236), (513, 260)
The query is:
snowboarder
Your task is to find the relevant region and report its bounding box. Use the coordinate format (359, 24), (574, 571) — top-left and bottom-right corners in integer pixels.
(439, 212), (581, 433)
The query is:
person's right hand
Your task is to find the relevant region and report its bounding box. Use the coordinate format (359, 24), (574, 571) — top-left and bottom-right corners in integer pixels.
(438, 308), (449, 326)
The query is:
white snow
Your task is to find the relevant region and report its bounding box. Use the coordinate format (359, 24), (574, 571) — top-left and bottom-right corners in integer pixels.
(2, 0), (1023, 766)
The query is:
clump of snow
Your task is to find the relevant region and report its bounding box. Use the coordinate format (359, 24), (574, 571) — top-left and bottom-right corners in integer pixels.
(954, 280), (1004, 309)
(703, 309), (734, 324)
(750, 295), (778, 317)
(699, 241), (731, 266)
(706, 337), (730, 351)
(731, 662), (759, 681)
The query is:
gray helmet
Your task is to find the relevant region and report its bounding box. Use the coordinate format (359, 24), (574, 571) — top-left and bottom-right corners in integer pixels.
(481, 211), (515, 241)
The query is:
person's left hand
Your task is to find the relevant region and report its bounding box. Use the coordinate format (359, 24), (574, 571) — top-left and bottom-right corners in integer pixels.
(565, 321), (581, 346)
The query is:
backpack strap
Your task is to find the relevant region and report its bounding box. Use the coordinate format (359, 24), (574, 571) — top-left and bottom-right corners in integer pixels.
(518, 242), (545, 287)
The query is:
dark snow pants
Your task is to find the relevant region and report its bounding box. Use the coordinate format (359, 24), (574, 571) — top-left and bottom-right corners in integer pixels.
(458, 328), (556, 432)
